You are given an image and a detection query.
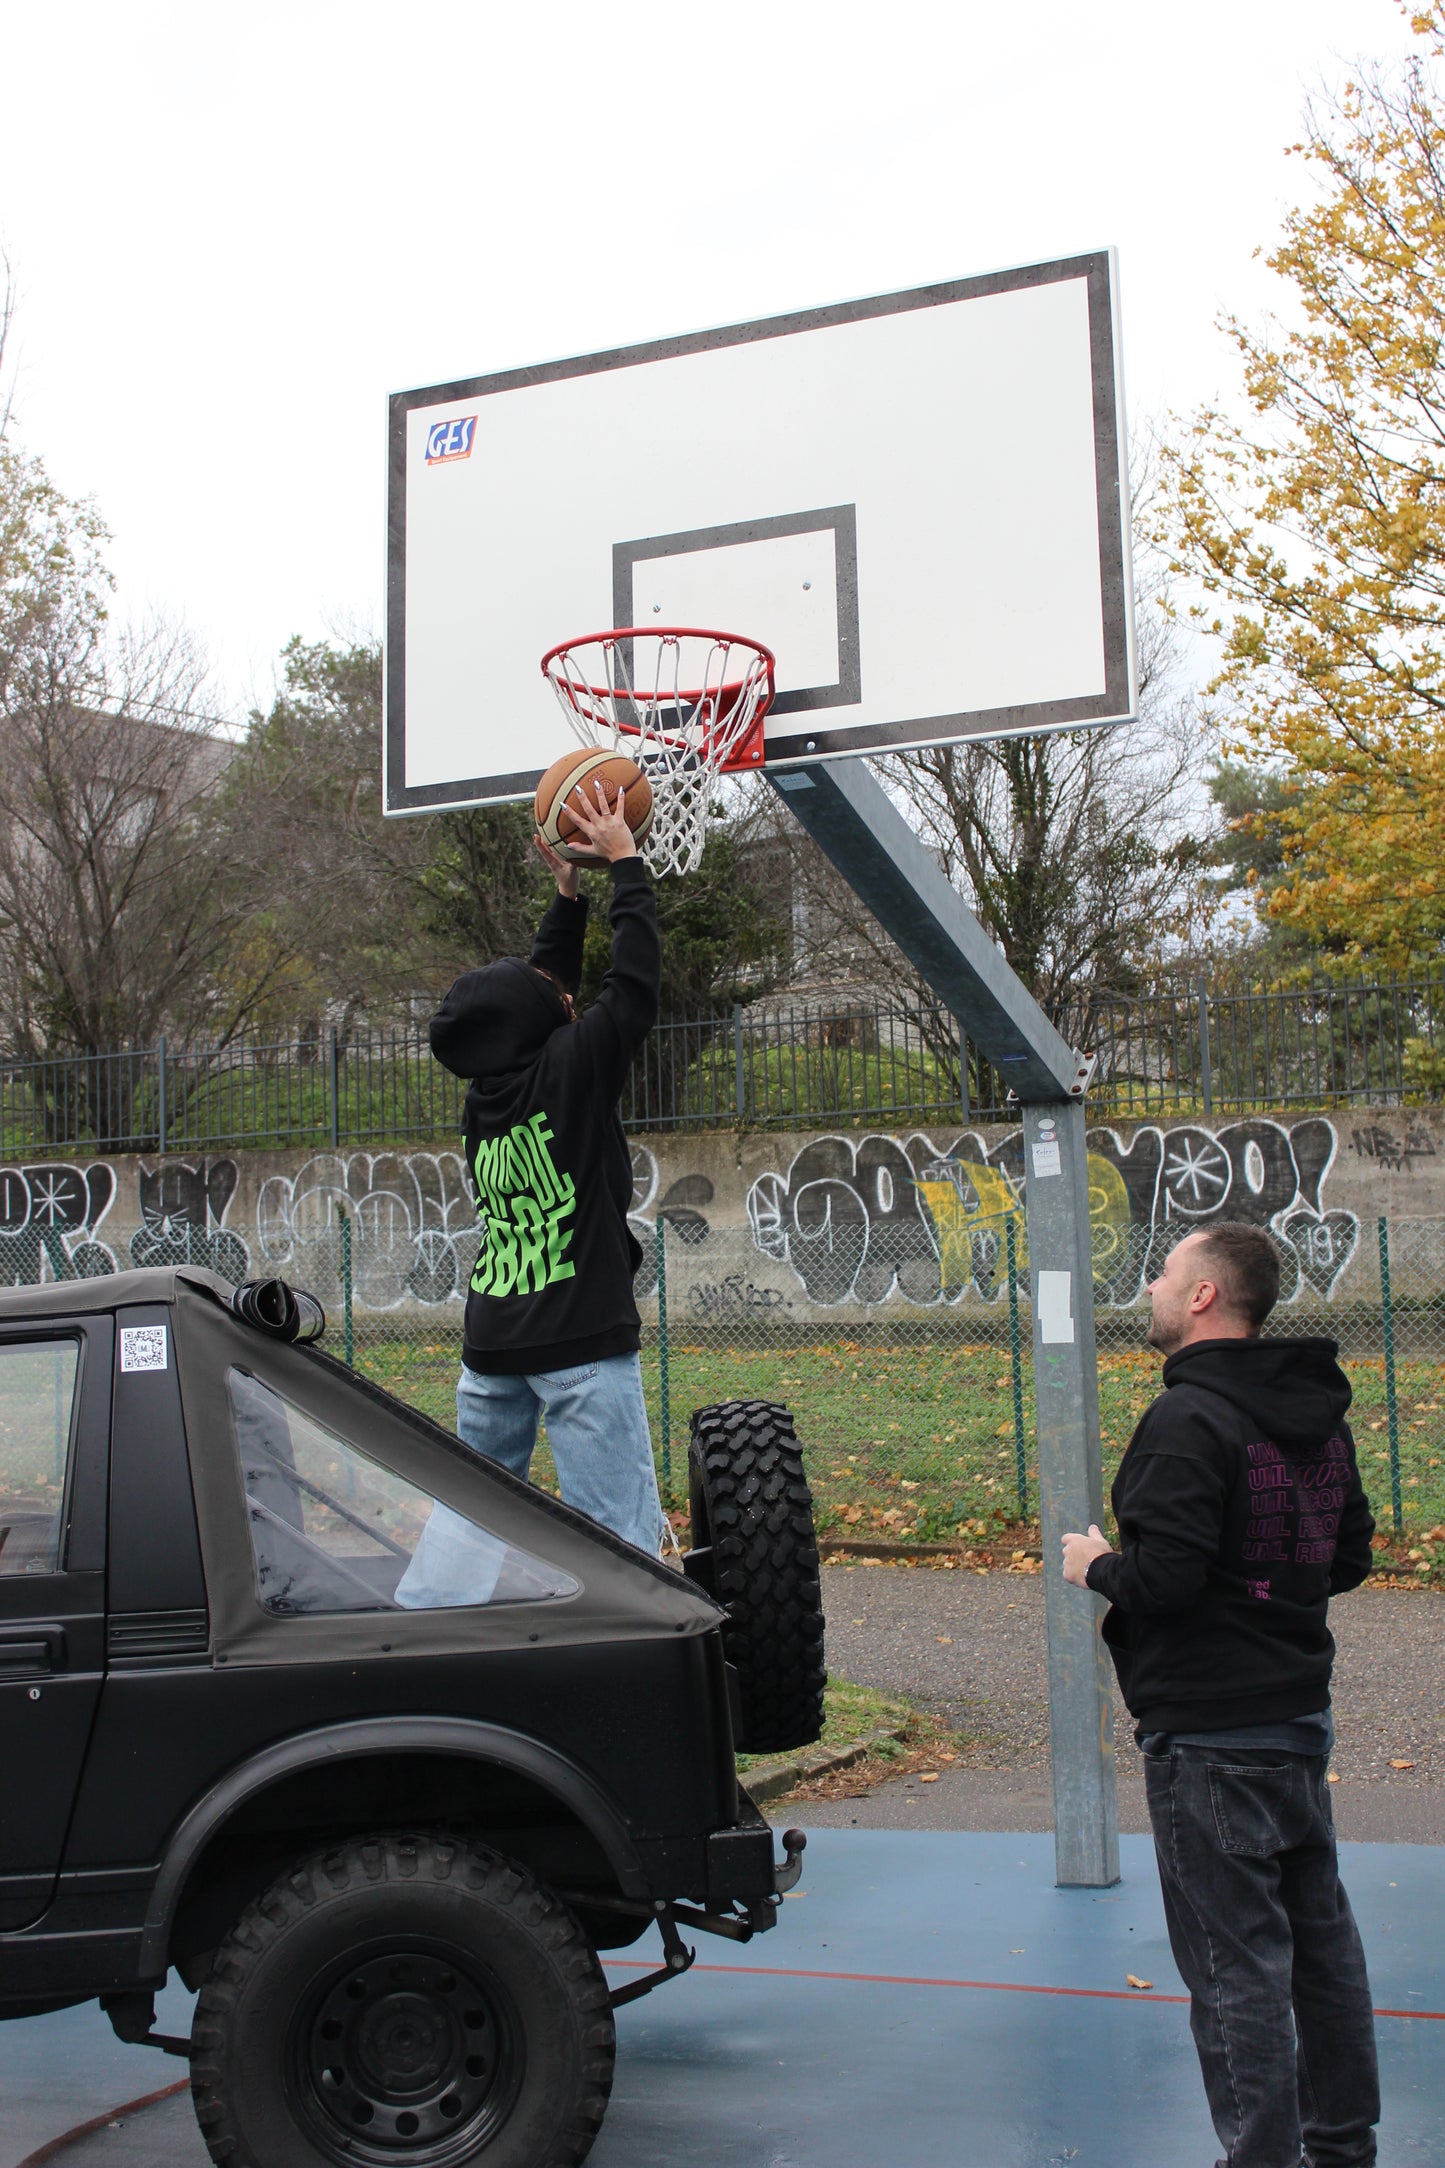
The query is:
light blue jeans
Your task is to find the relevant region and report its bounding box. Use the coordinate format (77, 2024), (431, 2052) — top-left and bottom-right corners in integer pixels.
(455, 1351), (663, 1555)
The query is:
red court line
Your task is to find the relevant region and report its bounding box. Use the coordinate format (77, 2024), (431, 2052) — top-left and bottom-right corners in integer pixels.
(14, 2078), (189, 2168)
(605, 1957), (1445, 2021)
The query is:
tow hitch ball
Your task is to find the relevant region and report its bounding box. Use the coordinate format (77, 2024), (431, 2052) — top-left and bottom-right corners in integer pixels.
(776, 1827), (807, 1893)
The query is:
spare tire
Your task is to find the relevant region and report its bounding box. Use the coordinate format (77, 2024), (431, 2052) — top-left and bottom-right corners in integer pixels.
(687, 1400), (826, 1754)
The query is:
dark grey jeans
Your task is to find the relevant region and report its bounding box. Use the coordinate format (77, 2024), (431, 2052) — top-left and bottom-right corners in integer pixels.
(1142, 1742), (1379, 2168)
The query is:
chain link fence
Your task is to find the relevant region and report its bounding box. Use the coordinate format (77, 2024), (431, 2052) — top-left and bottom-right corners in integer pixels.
(3, 959), (1445, 1159)
(625, 1215), (1445, 1562)
(18, 1194), (1445, 1573)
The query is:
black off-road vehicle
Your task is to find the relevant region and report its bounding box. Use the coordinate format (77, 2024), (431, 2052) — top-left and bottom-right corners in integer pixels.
(0, 1266), (825, 2167)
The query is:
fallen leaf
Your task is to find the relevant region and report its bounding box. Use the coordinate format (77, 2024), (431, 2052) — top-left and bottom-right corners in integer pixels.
(1328, 1772), (1341, 1784)
(920, 1771), (939, 1783)
(1126, 1975), (1153, 1991)
(936, 1634), (953, 1644)
(1389, 1759), (1416, 1770)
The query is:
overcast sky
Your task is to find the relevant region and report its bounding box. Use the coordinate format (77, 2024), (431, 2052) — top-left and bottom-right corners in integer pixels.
(0, 0), (1422, 721)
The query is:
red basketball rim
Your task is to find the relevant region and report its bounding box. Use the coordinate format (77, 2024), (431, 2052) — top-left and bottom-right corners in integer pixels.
(541, 626), (776, 772)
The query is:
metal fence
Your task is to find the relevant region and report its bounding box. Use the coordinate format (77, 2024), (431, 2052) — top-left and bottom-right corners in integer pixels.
(1, 963), (1443, 1157)
(19, 1209), (1445, 1571)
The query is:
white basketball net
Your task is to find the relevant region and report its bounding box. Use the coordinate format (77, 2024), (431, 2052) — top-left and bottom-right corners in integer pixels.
(542, 628), (775, 877)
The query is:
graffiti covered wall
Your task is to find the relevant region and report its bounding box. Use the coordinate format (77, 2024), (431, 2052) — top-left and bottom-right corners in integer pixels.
(0, 1107), (1437, 1317)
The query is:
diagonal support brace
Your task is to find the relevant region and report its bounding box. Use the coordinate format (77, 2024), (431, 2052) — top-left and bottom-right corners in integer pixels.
(769, 760), (1092, 1104)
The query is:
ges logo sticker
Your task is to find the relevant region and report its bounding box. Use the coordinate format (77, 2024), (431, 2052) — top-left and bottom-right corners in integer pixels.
(425, 416), (477, 465)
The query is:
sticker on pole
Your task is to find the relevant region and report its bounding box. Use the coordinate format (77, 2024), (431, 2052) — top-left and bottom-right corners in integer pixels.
(1037, 1271), (1075, 1345)
(120, 1325), (169, 1373)
(1031, 1138), (1062, 1177)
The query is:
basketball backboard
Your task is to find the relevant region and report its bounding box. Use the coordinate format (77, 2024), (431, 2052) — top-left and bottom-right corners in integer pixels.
(385, 251), (1134, 814)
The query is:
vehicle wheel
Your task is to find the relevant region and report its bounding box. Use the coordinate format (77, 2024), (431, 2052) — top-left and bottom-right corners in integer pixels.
(688, 1400), (825, 1754)
(190, 1832), (614, 2168)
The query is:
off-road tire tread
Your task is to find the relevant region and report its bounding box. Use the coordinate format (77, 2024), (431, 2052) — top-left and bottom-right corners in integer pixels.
(190, 1830), (614, 2168)
(689, 1399), (825, 1753)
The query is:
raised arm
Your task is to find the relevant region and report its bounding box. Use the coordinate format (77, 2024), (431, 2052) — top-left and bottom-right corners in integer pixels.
(531, 837), (589, 993)
(547, 779), (659, 1095)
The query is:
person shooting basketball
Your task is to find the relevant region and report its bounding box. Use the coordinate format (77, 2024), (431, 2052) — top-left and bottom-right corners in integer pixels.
(420, 768), (664, 1560)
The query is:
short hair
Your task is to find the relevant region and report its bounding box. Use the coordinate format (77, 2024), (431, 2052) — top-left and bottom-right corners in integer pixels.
(1190, 1221), (1281, 1332)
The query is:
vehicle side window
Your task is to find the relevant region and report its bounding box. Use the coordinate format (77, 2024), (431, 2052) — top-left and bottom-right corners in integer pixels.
(0, 1341), (79, 1578)
(227, 1369), (579, 1615)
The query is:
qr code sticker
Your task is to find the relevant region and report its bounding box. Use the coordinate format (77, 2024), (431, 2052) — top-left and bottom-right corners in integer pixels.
(120, 1325), (169, 1374)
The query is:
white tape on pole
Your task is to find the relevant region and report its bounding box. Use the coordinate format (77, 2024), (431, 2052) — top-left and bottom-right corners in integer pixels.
(1037, 1270), (1076, 1345)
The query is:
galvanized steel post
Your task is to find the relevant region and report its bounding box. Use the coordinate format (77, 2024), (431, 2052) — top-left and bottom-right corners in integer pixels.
(1022, 1098), (1119, 1886)
(770, 756), (1117, 1887)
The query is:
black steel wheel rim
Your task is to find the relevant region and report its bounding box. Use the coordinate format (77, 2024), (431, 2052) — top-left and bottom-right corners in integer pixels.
(288, 1936), (524, 2165)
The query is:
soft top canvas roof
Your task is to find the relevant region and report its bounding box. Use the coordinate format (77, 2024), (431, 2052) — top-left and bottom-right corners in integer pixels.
(0, 1263), (183, 1323)
(11, 1266), (719, 1667)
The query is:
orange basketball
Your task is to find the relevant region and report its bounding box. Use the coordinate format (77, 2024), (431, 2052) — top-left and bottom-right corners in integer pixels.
(534, 748), (653, 866)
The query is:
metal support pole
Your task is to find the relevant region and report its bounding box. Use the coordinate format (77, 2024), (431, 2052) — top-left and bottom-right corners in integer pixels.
(655, 1215), (672, 1500)
(770, 757), (1114, 1886)
(340, 1209), (354, 1368)
(732, 1004), (746, 1123)
(1024, 1099), (1120, 1887)
(157, 1036), (167, 1156)
(1196, 976), (1213, 1119)
(329, 1026), (341, 1150)
(1006, 1213), (1027, 1520)
(959, 1018), (971, 1125)
(1378, 1216), (1402, 1534)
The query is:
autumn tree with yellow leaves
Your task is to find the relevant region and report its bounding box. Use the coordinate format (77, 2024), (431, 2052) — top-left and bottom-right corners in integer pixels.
(1165, 4), (1445, 969)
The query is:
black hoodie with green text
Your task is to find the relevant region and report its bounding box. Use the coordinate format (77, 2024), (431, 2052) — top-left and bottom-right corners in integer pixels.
(1085, 1336), (1375, 1732)
(428, 860), (659, 1375)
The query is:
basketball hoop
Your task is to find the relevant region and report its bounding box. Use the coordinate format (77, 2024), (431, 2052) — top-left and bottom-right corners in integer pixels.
(541, 627), (776, 877)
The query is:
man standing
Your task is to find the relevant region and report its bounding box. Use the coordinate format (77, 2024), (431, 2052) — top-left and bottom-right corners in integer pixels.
(1063, 1221), (1379, 2168)
(422, 780), (663, 1556)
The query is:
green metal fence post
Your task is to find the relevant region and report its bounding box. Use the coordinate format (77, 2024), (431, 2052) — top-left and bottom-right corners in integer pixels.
(340, 1208), (354, 1368)
(1378, 1215), (1402, 1534)
(329, 1026), (340, 1150)
(1006, 1212), (1027, 1520)
(654, 1214), (671, 1500)
(731, 1004), (746, 1124)
(157, 1035), (167, 1155)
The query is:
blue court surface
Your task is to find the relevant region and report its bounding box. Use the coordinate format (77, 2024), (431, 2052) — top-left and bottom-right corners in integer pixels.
(2, 1833), (1441, 2167)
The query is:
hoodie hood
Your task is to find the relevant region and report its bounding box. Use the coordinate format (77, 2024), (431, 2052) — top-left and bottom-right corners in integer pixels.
(1161, 1335), (1352, 1447)
(429, 960), (569, 1083)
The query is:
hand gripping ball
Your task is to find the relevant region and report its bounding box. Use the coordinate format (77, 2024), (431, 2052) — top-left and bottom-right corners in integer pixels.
(534, 748), (653, 866)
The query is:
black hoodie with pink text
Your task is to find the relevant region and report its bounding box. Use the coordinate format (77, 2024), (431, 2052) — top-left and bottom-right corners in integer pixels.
(1085, 1336), (1375, 1732)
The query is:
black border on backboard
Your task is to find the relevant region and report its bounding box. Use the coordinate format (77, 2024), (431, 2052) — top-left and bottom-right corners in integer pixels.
(385, 251), (1133, 812)
(612, 505), (861, 715)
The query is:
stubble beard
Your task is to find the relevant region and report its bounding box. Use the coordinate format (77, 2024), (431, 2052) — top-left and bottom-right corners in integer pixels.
(1145, 1300), (1184, 1356)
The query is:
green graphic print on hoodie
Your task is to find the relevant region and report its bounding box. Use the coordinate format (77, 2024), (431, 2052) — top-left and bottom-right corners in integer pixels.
(470, 1112), (577, 1298)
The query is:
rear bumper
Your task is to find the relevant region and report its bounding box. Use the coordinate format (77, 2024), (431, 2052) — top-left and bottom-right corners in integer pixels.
(705, 1796), (805, 1907)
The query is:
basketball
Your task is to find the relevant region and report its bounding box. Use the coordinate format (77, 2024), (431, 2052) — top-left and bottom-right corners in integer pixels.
(534, 748), (653, 865)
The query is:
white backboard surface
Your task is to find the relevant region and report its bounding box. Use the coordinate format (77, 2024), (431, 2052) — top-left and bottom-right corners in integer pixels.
(385, 253), (1134, 813)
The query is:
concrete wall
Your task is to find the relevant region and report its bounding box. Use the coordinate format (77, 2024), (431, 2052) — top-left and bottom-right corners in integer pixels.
(2, 1106), (1442, 1326)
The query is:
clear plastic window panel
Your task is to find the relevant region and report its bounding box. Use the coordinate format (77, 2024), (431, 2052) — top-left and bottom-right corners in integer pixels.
(0, 1342), (79, 1578)
(228, 1369), (579, 1615)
